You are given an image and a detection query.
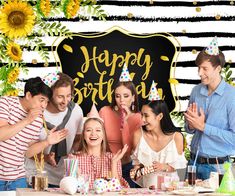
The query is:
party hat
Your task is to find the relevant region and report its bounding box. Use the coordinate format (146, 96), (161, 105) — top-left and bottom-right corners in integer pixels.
(84, 103), (104, 124)
(217, 162), (235, 195)
(42, 71), (60, 87)
(148, 80), (161, 101)
(205, 37), (219, 55)
(87, 103), (100, 119)
(119, 64), (132, 82)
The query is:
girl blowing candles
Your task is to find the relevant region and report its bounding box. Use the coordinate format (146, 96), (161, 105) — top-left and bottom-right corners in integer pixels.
(71, 104), (129, 189)
(130, 81), (187, 188)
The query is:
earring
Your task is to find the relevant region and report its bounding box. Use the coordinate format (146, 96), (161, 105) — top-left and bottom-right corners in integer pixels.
(131, 102), (135, 111)
(114, 105), (118, 111)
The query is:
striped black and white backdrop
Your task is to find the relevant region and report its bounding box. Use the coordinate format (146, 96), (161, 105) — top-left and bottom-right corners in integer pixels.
(7, 0), (235, 112)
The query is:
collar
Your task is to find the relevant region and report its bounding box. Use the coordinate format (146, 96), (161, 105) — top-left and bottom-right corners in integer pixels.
(200, 78), (226, 97)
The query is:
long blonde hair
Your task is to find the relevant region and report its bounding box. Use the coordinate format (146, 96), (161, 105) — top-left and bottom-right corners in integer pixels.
(77, 117), (111, 154)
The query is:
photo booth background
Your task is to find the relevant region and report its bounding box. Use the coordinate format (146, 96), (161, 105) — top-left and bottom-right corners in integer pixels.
(2, 0), (235, 113)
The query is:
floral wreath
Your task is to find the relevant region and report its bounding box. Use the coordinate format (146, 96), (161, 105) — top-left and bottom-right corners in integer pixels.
(0, 0), (107, 96)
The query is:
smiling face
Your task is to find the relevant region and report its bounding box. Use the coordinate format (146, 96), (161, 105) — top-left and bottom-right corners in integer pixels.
(141, 104), (162, 131)
(83, 119), (104, 148)
(114, 85), (135, 110)
(198, 60), (221, 87)
(50, 86), (72, 112)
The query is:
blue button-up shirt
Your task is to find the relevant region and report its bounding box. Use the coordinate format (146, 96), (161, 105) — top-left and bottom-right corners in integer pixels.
(185, 78), (235, 157)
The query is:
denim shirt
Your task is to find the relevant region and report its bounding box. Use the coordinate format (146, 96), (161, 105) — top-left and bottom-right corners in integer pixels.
(185, 79), (235, 157)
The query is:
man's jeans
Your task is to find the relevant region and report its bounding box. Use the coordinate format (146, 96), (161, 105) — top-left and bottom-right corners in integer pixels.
(0, 178), (27, 191)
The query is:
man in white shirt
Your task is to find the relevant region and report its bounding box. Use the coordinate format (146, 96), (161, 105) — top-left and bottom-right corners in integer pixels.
(26, 72), (83, 187)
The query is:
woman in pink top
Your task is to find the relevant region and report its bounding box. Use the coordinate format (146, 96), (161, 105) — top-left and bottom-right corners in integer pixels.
(99, 81), (142, 187)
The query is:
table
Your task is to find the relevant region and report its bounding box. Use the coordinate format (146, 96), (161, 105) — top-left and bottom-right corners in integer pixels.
(16, 188), (165, 195)
(15, 188), (232, 196)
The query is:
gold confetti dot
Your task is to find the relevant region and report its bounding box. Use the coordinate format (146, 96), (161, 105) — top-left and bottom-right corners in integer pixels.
(193, 1), (197, 5)
(192, 49), (197, 54)
(230, 1), (234, 5)
(32, 59), (37, 64)
(127, 13), (133, 19)
(196, 7), (201, 12)
(149, 0), (153, 4)
(182, 29), (187, 34)
(44, 62), (49, 67)
(228, 59), (232, 64)
(215, 14), (221, 20)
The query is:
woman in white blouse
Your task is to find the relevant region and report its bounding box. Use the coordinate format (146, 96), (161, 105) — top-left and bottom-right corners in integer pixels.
(130, 100), (187, 188)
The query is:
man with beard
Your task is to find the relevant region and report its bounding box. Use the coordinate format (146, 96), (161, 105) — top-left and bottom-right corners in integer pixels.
(25, 72), (83, 187)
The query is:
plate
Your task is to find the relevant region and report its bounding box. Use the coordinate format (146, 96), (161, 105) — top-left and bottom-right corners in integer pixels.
(171, 189), (198, 195)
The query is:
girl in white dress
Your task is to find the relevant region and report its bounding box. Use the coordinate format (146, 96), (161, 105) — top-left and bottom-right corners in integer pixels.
(130, 100), (187, 188)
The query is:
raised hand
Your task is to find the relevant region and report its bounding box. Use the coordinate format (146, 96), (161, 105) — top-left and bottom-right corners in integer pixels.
(152, 161), (165, 172)
(26, 108), (43, 124)
(112, 144), (128, 164)
(45, 152), (57, 167)
(46, 127), (68, 145)
(120, 105), (132, 121)
(184, 102), (205, 131)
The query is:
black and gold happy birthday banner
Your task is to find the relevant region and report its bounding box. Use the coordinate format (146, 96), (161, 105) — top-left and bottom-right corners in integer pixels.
(56, 27), (179, 115)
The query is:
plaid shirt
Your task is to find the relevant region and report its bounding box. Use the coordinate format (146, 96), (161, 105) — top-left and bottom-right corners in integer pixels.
(75, 152), (129, 189)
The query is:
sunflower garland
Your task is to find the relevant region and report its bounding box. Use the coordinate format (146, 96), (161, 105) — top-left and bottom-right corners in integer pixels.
(0, 0), (107, 96)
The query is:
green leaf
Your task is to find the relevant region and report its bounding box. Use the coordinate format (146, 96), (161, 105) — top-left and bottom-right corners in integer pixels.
(227, 70), (232, 78)
(50, 22), (57, 28)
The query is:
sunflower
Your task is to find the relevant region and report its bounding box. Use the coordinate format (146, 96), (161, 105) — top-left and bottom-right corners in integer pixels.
(4, 89), (19, 96)
(7, 66), (20, 84)
(0, 0), (36, 39)
(36, 0), (51, 17)
(6, 42), (22, 61)
(63, 0), (80, 19)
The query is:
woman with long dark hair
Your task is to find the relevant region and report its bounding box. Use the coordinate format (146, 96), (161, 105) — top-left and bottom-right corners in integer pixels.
(130, 82), (187, 188)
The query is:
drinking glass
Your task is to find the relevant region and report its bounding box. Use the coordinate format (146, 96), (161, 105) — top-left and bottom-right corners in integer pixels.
(187, 165), (196, 186)
(79, 174), (90, 195)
